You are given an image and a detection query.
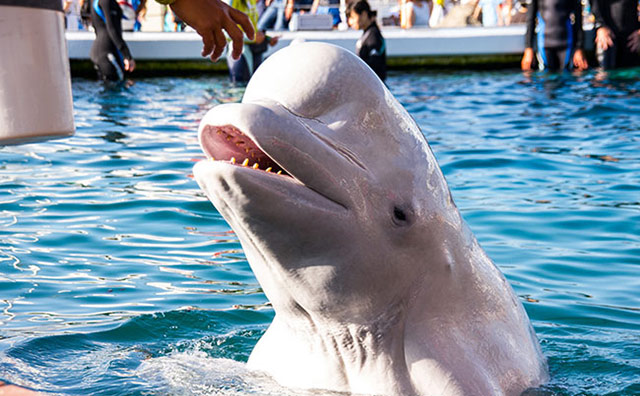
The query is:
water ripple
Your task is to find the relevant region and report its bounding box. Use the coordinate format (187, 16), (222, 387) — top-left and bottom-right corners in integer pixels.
(0, 71), (638, 394)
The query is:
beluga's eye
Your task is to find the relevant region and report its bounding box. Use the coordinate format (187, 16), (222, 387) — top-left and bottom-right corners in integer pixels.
(392, 206), (410, 226)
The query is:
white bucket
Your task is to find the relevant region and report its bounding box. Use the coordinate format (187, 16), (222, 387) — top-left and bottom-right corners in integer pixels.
(0, 1), (75, 145)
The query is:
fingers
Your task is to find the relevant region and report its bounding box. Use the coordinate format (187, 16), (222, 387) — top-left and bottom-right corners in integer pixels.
(211, 27), (227, 62)
(229, 6), (255, 41)
(627, 32), (640, 52)
(223, 19), (245, 60)
(597, 37), (609, 51)
(200, 29), (215, 58)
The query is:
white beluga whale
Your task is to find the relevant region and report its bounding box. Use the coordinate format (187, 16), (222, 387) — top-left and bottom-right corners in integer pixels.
(193, 42), (548, 396)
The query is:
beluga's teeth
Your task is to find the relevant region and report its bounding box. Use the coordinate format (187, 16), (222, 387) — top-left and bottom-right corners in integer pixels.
(231, 157), (236, 164)
(242, 158), (250, 166)
(252, 163), (259, 169)
(277, 170), (282, 175)
(266, 167), (272, 173)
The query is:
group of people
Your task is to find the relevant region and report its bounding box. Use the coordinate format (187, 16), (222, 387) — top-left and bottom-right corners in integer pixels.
(80, 0), (640, 85)
(522, 0), (640, 71)
(82, 0), (385, 83)
(397, 0), (520, 29)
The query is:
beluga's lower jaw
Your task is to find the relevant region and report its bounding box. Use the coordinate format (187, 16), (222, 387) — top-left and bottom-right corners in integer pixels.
(193, 42), (548, 396)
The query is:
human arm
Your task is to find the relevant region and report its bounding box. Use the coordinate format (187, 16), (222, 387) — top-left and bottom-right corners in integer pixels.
(310, 0), (319, 14)
(520, 0), (537, 71)
(572, 0), (584, 51)
(571, 0), (587, 70)
(590, 0), (614, 51)
(471, 0), (481, 22)
(158, 0), (255, 61)
(523, 0), (537, 50)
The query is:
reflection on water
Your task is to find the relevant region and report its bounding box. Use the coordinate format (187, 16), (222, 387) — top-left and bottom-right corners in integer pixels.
(0, 70), (639, 395)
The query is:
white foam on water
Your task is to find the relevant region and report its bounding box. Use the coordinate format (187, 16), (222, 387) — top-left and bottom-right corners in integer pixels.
(136, 351), (353, 396)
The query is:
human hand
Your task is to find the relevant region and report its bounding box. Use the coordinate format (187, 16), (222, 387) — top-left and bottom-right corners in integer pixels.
(124, 58), (136, 72)
(572, 49), (588, 70)
(595, 26), (614, 51)
(627, 29), (640, 53)
(169, 0), (255, 62)
(255, 30), (266, 44)
(269, 35), (280, 46)
(521, 47), (534, 71)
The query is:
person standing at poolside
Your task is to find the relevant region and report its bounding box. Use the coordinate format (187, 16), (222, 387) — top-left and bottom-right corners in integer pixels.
(521, 0), (588, 71)
(224, 0), (280, 83)
(400, 0), (430, 29)
(90, 0), (136, 82)
(348, 0), (387, 81)
(591, 0), (640, 69)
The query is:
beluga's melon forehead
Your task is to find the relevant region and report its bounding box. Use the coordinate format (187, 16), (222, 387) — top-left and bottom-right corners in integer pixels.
(244, 42), (427, 150)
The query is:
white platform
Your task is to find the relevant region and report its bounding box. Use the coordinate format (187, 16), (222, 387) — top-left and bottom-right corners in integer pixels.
(66, 25), (530, 61)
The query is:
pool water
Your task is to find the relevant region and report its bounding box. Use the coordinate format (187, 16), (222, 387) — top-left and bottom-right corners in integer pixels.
(1, 70), (639, 396)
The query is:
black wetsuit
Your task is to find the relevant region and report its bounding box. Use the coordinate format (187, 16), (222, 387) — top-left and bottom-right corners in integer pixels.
(356, 22), (386, 81)
(591, 0), (640, 69)
(524, 0), (584, 71)
(90, 0), (133, 82)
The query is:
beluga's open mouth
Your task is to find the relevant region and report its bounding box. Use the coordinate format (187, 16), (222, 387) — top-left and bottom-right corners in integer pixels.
(200, 124), (289, 176)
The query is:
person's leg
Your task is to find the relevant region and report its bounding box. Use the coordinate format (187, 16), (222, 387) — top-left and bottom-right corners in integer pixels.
(274, 5), (288, 30)
(598, 41), (617, 69)
(543, 48), (561, 71)
(257, 5), (277, 31)
(93, 52), (124, 82)
(615, 37), (640, 68)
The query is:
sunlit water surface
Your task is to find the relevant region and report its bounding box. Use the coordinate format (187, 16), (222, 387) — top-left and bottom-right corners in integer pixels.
(1, 69), (639, 395)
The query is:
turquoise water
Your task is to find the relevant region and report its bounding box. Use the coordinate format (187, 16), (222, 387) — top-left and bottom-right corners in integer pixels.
(1, 70), (639, 395)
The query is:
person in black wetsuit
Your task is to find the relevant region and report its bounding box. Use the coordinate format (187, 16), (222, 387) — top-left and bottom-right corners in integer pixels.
(90, 0), (136, 82)
(591, 0), (640, 69)
(521, 0), (588, 72)
(347, 0), (386, 81)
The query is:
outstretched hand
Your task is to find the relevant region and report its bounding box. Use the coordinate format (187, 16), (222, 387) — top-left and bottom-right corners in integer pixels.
(169, 0), (256, 62)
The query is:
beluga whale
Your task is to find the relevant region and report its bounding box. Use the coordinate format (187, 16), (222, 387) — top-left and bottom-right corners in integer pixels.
(193, 42), (548, 396)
